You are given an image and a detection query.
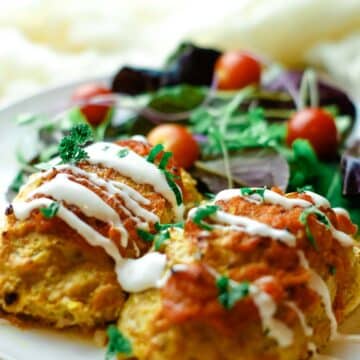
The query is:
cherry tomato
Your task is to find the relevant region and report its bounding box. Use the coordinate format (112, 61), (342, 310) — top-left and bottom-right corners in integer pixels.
(71, 83), (112, 126)
(287, 108), (338, 159)
(215, 51), (262, 90)
(147, 124), (200, 169)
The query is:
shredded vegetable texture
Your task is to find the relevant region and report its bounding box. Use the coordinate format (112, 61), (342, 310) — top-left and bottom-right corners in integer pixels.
(217, 276), (250, 309)
(299, 207), (331, 250)
(106, 325), (132, 360)
(191, 205), (219, 231)
(40, 202), (60, 219)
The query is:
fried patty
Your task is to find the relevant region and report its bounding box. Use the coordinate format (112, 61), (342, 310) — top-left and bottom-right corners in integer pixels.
(118, 189), (360, 360)
(0, 140), (201, 329)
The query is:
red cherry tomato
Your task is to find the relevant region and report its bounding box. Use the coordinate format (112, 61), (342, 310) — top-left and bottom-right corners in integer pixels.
(71, 83), (112, 126)
(287, 108), (338, 159)
(147, 124), (200, 169)
(215, 51), (262, 90)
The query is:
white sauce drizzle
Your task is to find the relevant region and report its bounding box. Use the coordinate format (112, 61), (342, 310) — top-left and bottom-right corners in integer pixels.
(54, 164), (159, 226)
(13, 197), (167, 293)
(188, 207), (296, 247)
(333, 207), (351, 219)
(30, 173), (129, 246)
(116, 252), (167, 292)
(85, 142), (184, 220)
(11, 139), (184, 293)
(285, 301), (313, 337)
(214, 188), (354, 247)
(304, 191), (330, 208)
(13, 198), (121, 262)
(298, 251), (338, 340)
(215, 188), (312, 209)
(131, 135), (148, 143)
(250, 276), (293, 347)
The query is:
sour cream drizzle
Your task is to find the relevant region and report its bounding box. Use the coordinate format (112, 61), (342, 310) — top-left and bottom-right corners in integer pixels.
(86, 142), (184, 220)
(251, 276), (293, 347)
(30, 173), (129, 246)
(285, 301), (313, 337)
(10, 140), (186, 293)
(214, 188), (353, 247)
(215, 188), (312, 209)
(298, 251), (338, 340)
(201, 208), (296, 247)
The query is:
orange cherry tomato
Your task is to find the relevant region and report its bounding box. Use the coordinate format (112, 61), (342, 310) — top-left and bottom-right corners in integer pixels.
(215, 51), (262, 90)
(147, 124), (200, 169)
(287, 108), (338, 159)
(71, 83), (112, 126)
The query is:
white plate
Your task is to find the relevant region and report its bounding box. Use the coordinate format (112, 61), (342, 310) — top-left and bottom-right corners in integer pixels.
(0, 78), (360, 360)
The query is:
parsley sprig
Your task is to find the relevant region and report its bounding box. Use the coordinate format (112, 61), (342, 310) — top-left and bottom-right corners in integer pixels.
(58, 124), (93, 164)
(191, 205), (219, 231)
(147, 144), (183, 206)
(216, 275), (250, 309)
(105, 325), (132, 360)
(137, 222), (184, 251)
(240, 187), (265, 200)
(299, 206), (331, 250)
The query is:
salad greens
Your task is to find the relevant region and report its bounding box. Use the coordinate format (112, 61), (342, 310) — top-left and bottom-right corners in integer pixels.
(9, 42), (359, 227)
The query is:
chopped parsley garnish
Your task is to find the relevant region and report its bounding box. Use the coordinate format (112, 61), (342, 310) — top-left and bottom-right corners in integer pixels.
(328, 264), (337, 276)
(240, 187), (265, 200)
(40, 202), (60, 219)
(297, 185), (314, 193)
(216, 276), (250, 309)
(159, 151), (173, 169)
(191, 205), (219, 231)
(147, 143), (164, 163)
(136, 228), (155, 243)
(118, 148), (129, 158)
(299, 206), (331, 250)
(155, 222), (184, 231)
(105, 325), (132, 360)
(137, 222), (183, 250)
(164, 170), (183, 205)
(154, 230), (170, 251)
(147, 144), (182, 206)
(58, 124), (93, 164)
(9, 170), (26, 193)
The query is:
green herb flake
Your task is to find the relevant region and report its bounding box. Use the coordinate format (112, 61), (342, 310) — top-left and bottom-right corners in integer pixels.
(297, 185), (314, 193)
(147, 144), (164, 163)
(10, 170), (26, 193)
(191, 205), (219, 231)
(137, 228), (155, 243)
(164, 170), (183, 205)
(328, 264), (337, 276)
(154, 230), (170, 251)
(299, 207), (331, 250)
(40, 202), (60, 219)
(159, 151), (173, 170)
(216, 276), (250, 309)
(105, 325), (132, 360)
(240, 187), (265, 200)
(118, 148), (129, 158)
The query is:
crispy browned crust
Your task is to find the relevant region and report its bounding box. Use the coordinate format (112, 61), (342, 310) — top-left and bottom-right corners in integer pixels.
(118, 191), (359, 360)
(0, 141), (202, 330)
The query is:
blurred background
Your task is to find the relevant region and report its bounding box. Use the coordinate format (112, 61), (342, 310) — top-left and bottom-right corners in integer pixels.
(0, 0), (359, 105)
